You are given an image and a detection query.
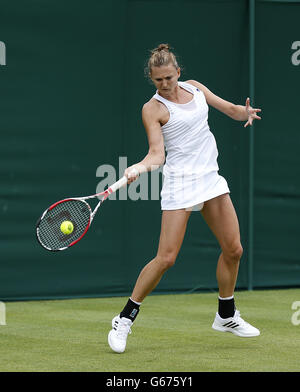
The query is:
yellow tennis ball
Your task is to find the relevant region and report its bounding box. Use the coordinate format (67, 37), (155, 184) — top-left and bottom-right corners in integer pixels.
(60, 220), (74, 235)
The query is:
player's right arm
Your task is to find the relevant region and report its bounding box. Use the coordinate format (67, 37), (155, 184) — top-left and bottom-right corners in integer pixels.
(125, 100), (165, 182)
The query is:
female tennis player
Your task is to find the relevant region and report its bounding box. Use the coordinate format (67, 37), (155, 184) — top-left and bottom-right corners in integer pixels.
(108, 44), (262, 353)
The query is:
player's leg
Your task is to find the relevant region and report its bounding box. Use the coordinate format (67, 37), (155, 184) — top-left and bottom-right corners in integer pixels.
(201, 193), (242, 300)
(108, 209), (191, 353)
(201, 193), (259, 337)
(131, 209), (192, 302)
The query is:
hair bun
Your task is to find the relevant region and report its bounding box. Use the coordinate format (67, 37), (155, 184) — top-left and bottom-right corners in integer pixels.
(152, 43), (170, 54)
(158, 43), (169, 51)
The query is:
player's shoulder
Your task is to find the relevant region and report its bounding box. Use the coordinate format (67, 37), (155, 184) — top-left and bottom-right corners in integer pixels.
(142, 98), (164, 118)
(184, 79), (205, 90)
(143, 97), (161, 111)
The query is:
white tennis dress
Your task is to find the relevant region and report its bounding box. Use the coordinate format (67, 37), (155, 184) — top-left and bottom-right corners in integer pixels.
(153, 81), (230, 211)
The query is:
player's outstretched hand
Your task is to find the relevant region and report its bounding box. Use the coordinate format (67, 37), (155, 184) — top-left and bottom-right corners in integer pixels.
(244, 97), (262, 127)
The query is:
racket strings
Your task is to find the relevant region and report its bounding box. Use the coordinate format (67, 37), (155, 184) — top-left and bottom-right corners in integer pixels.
(37, 199), (91, 250)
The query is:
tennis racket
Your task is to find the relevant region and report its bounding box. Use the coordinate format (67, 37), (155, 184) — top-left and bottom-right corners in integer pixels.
(36, 175), (129, 251)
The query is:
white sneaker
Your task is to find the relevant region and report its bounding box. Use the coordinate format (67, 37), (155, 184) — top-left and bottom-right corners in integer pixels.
(212, 310), (260, 337)
(108, 315), (132, 353)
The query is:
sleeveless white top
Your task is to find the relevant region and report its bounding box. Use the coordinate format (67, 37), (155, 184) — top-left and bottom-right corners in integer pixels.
(153, 81), (230, 210)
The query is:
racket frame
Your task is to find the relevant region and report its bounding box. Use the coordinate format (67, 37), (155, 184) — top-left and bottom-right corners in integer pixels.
(36, 175), (128, 251)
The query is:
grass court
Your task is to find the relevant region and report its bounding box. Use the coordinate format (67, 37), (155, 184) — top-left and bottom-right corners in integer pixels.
(0, 288), (299, 372)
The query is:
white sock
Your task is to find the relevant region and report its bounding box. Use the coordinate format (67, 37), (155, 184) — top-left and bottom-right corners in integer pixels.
(218, 295), (234, 300)
(130, 297), (142, 306)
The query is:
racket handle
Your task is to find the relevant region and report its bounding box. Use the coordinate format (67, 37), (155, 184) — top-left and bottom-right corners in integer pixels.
(108, 176), (128, 194)
(107, 168), (139, 194)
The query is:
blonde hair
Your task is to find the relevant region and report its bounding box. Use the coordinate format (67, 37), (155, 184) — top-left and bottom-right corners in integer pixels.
(145, 44), (180, 77)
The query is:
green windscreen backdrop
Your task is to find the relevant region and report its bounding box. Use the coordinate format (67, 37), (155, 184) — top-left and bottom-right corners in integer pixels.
(254, 0), (300, 286)
(0, 0), (299, 300)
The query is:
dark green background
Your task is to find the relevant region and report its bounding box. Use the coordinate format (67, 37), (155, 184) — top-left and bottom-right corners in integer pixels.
(0, 0), (299, 300)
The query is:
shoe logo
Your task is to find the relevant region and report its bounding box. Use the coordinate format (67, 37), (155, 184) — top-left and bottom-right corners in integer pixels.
(130, 309), (138, 318)
(223, 321), (240, 329)
(113, 320), (119, 330)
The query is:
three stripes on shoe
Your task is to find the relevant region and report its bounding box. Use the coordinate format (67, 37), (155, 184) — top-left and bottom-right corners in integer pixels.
(222, 321), (240, 329)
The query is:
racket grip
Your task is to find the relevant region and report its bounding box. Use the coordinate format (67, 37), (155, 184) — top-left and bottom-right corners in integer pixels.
(108, 176), (128, 193)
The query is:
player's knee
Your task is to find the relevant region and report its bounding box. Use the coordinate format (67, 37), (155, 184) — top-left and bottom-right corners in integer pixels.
(156, 253), (176, 271)
(232, 243), (243, 261)
(224, 243), (243, 263)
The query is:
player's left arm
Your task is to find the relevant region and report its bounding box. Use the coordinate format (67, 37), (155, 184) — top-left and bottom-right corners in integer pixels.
(186, 80), (261, 128)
